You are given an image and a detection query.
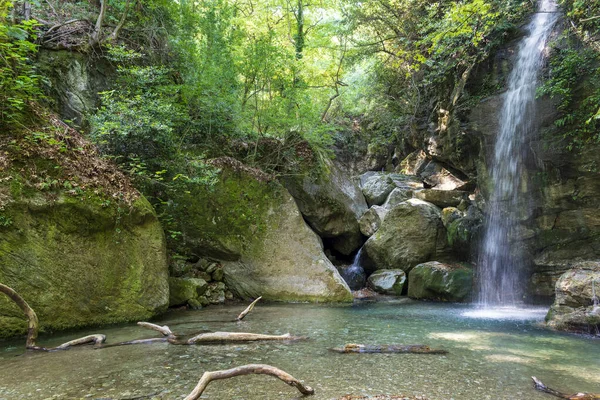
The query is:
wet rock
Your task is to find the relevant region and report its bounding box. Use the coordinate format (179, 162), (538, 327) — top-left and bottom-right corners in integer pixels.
(367, 269), (406, 295)
(546, 262), (600, 334)
(358, 206), (388, 237)
(282, 161), (367, 255)
(362, 199), (447, 273)
(168, 277), (208, 307)
(408, 261), (474, 302)
(414, 189), (469, 208)
(441, 207), (463, 228)
(339, 265), (367, 290)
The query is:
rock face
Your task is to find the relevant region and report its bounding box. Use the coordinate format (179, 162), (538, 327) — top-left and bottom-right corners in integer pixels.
(546, 262), (600, 334)
(282, 161), (367, 255)
(408, 261), (473, 302)
(362, 199), (448, 274)
(0, 195), (169, 338)
(367, 269), (406, 295)
(176, 159), (353, 302)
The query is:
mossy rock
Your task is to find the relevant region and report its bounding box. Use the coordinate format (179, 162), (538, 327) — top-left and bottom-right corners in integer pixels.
(0, 194), (169, 339)
(168, 277), (208, 307)
(408, 261), (473, 302)
(171, 160), (353, 303)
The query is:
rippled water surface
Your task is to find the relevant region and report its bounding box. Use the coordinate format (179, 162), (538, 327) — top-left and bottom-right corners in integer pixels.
(1, 300), (598, 399)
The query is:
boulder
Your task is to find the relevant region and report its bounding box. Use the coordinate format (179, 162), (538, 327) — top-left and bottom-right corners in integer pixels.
(282, 161), (367, 255)
(176, 158), (353, 302)
(546, 262), (600, 334)
(358, 206), (388, 237)
(362, 199), (448, 273)
(414, 189), (469, 208)
(0, 194), (169, 338)
(169, 277), (208, 307)
(382, 187), (414, 209)
(408, 261), (474, 302)
(360, 173), (396, 206)
(367, 269), (406, 295)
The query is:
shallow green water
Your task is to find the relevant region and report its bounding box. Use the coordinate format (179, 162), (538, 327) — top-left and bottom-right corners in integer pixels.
(0, 299), (598, 400)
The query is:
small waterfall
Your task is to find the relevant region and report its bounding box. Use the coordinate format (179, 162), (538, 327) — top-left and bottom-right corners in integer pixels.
(593, 281), (599, 312)
(341, 247), (366, 290)
(478, 0), (558, 306)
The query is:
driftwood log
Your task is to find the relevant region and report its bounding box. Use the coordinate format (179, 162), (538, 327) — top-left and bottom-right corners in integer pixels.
(330, 344), (448, 355)
(183, 364), (314, 400)
(532, 377), (600, 399)
(237, 296), (262, 321)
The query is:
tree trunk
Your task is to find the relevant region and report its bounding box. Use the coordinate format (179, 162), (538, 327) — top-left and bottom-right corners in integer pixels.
(0, 283), (39, 349)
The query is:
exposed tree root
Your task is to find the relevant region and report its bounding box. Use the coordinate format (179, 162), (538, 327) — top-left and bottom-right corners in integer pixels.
(237, 296), (262, 321)
(330, 344), (448, 354)
(532, 377), (600, 399)
(183, 364), (314, 400)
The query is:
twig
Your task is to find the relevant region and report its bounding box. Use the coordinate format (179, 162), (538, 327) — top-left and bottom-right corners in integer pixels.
(236, 296), (262, 321)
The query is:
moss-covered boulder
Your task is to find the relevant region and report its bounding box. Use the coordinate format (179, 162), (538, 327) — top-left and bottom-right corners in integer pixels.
(546, 262), (600, 335)
(367, 269), (406, 295)
(174, 158), (353, 302)
(362, 199), (449, 273)
(360, 172), (396, 206)
(358, 205), (388, 237)
(0, 118), (169, 339)
(414, 189), (469, 208)
(282, 161), (367, 255)
(408, 261), (473, 302)
(168, 277), (208, 307)
(0, 195), (169, 338)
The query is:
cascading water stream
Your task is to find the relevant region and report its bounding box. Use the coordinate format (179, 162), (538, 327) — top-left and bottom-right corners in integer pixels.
(341, 247), (366, 290)
(478, 0), (558, 307)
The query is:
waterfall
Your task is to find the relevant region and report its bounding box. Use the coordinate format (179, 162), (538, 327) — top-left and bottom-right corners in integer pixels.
(478, 0), (558, 306)
(341, 247), (366, 290)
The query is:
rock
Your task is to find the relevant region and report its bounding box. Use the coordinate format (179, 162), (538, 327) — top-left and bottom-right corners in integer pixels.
(212, 267), (224, 282)
(414, 189), (469, 208)
(398, 150), (429, 175)
(0, 194), (169, 339)
(367, 269), (406, 295)
(362, 199), (447, 273)
(445, 207), (483, 259)
(546, 262), (600, 334)
(408, 261), (474, 302)
(176, 159), (353, 302)
(168, 277), (208, 307)
(417, 159), (470, 190)
(358, 206), (388, 237)
(382, 188), (414, 209)
(360, 173), (396, 206)
(282, 161), (368, 255)
(441, 207), (463, 228)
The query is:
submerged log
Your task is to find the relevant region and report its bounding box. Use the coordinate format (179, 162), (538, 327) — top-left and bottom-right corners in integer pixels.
(185, 331), (305, 345)
(183, 364), (314, 400)
(532, 377), (600, 399)
(330, 344), (448, 354)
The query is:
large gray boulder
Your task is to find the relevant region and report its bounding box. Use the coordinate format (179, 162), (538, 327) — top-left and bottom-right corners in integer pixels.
(408, 261), (473, 302)
(358, 206), (388, 237)
(362, 199), (448, 273)
(367, 269), (406, 295)
(360, 173), (397, 206)
(414, 189), (469, 208)
(177, 158), (353, 302)
(546, 262), (600, 334)
(282, 161), (367, 255)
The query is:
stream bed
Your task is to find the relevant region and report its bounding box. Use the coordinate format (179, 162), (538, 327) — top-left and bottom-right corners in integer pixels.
(1, 299), (598, 399)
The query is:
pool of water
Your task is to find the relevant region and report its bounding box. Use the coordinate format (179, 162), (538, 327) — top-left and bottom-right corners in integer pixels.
(0, 299), (598, 400)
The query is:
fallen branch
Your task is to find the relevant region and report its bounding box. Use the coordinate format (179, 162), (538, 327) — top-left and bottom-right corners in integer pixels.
(237, 296), (262, 321)
(185, 331), (304, 345)
(532, 377), (600, 399)
(183, 364), (314, 400)
(137, 322), (173, 337)
(330, 344), (448, 355)
(0, 282), (105, 351)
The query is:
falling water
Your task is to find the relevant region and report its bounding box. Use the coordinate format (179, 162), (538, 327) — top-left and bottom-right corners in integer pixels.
(478, 0), (558, 306)
(340, 247), (366, 290)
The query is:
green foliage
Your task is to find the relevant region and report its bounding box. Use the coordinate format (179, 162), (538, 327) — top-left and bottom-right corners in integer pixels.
(0, 0), (42, 127)
(538, 44), (600, 149)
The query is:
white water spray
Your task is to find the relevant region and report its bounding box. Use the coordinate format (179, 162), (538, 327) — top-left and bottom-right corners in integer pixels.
(478, 0), (558, 306)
